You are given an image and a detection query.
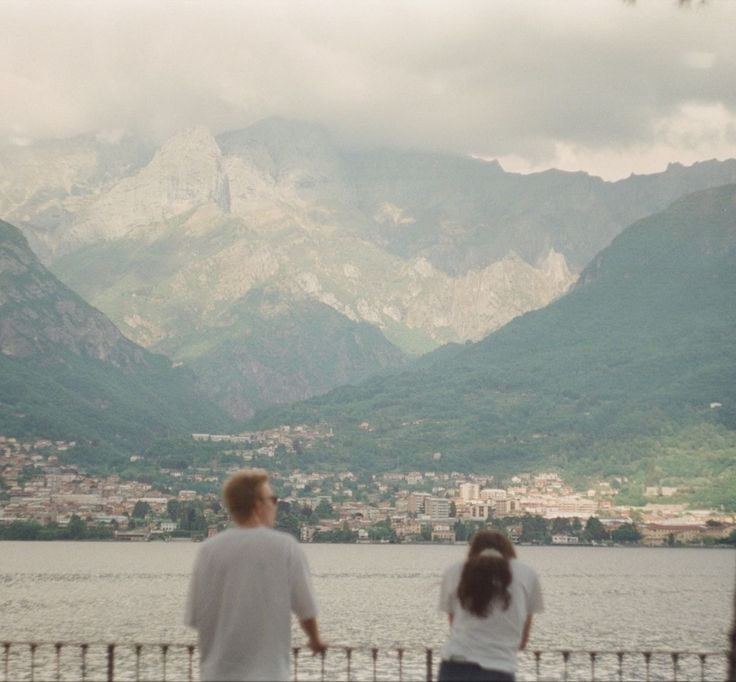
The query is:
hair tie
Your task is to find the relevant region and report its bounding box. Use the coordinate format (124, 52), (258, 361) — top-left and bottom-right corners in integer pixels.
(478, 548), (504, 559)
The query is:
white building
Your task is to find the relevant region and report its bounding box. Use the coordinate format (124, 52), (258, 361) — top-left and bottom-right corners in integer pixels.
(459, 482), (481, 501)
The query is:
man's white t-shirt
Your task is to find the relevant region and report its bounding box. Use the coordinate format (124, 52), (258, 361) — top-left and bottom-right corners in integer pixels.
(185, 527), (317, 682)
(439, 558), (543, 674)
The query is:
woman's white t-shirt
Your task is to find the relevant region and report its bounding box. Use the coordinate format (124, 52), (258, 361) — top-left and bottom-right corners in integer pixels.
(439, 558), (544, 674)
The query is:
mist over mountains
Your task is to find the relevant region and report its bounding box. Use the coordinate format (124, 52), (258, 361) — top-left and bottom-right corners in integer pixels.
(2, 117), (736, 431)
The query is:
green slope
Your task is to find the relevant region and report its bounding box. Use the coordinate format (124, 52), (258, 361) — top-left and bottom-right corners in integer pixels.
(157, 287), (408, 419)
(0, 219), (232, 455)
(250, 185), (736, 507)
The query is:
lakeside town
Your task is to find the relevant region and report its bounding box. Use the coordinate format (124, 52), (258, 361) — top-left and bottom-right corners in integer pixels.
(1, 431), (734, 546)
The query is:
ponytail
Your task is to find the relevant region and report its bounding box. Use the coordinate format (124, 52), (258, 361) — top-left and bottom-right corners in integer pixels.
(457, 529), (516, 618)
(457, 548), (512, 617)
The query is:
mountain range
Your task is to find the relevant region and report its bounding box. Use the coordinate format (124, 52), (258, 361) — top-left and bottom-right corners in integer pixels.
(4, 118), (736, 416)
(251, 184), (736, 508)
(0, 218), (231, 455)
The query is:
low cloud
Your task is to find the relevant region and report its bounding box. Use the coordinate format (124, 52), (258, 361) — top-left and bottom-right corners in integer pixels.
(2, 0), (736, 179)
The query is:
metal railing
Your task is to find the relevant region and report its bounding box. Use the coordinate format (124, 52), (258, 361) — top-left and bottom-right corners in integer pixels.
(1, 641), (729, 681)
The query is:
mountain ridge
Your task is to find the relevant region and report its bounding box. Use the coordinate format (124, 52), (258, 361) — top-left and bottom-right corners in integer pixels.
(248, 184), (736, 507)
(0, 218), (231, 449)
(3, 118), (736, 417)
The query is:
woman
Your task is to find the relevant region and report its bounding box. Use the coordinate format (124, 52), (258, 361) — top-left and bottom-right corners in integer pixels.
(438, 530), (543, 682)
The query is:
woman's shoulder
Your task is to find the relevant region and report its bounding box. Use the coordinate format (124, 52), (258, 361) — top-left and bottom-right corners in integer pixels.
(442, 560), (465, 583)
(443, 560), (464, 575)
(509, 558), (541, 581)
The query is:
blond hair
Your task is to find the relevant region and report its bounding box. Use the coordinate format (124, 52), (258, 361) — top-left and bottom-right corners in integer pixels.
(223, 469), (269, 521)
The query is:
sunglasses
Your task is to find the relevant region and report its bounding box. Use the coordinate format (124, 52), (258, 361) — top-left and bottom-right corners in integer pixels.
(261, 495), (278, 505)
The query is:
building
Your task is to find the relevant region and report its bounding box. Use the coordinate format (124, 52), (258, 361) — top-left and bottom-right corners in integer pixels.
(641, 524), (708, 545)
(459, 482), (481, 501)
(480, 488), (507, 502)
(465, 502), (493, 521)
(408, 492), (431, 514)
(431, 524), (456, 543)
(495, 498), (520, 515)
(425, 497), (451, 520)
(551, 534), (580, 545)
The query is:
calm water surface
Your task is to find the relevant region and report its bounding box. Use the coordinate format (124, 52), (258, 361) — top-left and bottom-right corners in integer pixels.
(1, 542), (733, 680)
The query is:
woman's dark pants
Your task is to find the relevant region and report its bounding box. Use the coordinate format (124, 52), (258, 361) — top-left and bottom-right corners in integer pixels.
(438, 660), (515, 682)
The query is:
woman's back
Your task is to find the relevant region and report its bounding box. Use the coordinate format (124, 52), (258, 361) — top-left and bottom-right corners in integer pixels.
(438, 530), (544, 681)
(439, 558), (543, 674)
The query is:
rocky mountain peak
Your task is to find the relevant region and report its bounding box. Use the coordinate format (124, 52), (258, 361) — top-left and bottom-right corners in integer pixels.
(217, 117), (352, 205)
(66, 126), (230, 248)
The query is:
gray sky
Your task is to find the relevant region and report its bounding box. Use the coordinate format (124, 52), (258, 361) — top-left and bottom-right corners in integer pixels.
(3, 0), (735, 179)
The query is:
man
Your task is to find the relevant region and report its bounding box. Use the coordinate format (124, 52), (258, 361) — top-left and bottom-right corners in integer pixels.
(186, 469), (325, 681)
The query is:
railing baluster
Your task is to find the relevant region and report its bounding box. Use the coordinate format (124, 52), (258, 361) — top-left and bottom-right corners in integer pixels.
(29, 642), (37, 682)
(161, 644), (169, 682)
(3, 642), (9, 682)
(561, 650), (570, 682)
(534, 650), (541, 681)
(672, 651), (679, 682)
(643, 651), (651, 682)
(699, 652), (706, 682)
(397, 647), (404, 682)
(425, 647), (433, 682)
(346, 646), (353, 682)
(371, 647), (378, 682)
(589, 651), (597, 681)
(107, 643), (115, 682)
(320, 648), (326, 682)
(292, 647), (300, 682)
(188, 644), (195, 682)
(80, 643), (88, 682)
(617, 651), (624, 682)
(55, 643), (63, 682)
(135, 644), (142, 682)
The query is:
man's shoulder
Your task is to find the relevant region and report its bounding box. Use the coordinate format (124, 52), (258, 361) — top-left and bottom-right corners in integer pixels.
(260, 527), (301, 547)
(209, 526), (298, 543)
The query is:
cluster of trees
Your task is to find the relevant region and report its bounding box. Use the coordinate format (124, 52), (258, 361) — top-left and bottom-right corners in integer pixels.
(489, 514), (639, 544)
(0, 515), (113, 540)
(312, 522), (359, 543)
(127, 498), (212, 533)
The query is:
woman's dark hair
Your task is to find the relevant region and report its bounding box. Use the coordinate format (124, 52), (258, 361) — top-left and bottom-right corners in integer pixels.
(457, 530), (515, 617)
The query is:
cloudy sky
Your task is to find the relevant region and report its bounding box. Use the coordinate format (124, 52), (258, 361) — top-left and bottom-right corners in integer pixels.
(3, 0), (735, 179)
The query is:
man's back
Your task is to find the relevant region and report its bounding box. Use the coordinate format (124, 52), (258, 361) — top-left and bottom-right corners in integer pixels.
(186, 527), (317, 682)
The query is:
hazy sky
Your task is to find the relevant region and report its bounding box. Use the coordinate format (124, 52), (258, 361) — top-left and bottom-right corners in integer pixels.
(3, 0), (735, 179)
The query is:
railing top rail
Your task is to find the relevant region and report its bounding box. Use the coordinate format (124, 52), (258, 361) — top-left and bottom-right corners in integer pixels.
(1, 640), (728, 656)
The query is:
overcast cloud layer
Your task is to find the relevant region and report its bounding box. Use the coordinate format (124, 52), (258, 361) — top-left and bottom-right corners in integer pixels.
(3, 0), (736, 179)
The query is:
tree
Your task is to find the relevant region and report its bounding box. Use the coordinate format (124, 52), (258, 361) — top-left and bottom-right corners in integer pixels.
(551, 517), (573, 535)
(312, 521), (358, 543)
(166, 498), (181, 522)
(584, 516), (610, 542)
(449, 501), (457, 517)
(67, 514), (87, 540)
(454, 520), (481, 542)
(314, 499), (336, 519)
(132, 501), (152, 519)
(520, 515), (548, 544)
(368, 519), (397, 542)
(611, 523), (641, 544)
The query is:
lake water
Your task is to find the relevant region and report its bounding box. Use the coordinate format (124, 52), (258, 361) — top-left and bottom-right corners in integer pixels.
(1, 542), (734, 680)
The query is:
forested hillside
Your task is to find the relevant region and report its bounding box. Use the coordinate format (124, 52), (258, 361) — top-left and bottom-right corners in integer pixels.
(0, 219), (231, 455)
(252, 185), (736, 508)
